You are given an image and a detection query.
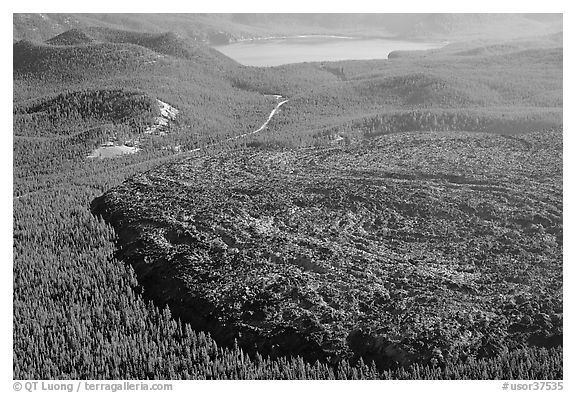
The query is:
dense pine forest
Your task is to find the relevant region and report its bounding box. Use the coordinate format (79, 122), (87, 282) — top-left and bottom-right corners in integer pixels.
(13, 17), (563, 380)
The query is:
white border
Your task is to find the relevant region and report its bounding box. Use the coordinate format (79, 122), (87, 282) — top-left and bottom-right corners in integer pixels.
(3, 3), (570, 392)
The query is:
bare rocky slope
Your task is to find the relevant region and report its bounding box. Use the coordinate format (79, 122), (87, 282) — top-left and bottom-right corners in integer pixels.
(92, 129), (562, 369)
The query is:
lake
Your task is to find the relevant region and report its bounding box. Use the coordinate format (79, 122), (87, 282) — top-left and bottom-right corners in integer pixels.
(213, 36), (445, 67)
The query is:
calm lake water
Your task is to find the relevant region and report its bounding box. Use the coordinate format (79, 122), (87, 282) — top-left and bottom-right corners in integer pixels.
(213, 36), (445, 67)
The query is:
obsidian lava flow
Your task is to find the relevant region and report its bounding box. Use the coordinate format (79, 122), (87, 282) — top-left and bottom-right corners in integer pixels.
(91, 130), (563, 369)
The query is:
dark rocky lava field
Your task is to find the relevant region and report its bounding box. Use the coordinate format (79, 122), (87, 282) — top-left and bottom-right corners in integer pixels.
(92, 129), (562, 370)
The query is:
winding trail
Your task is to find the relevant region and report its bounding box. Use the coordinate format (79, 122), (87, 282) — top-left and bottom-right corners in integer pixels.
(189, 95), (288, 152)
(232, 97), (288, 140)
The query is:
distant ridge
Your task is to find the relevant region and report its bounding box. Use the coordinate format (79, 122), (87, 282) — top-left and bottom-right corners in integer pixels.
(45, 28), (95, 45)
(43, 27), (233, 65)
(14, 26), (243, 81)
(14, 13), (562, 44)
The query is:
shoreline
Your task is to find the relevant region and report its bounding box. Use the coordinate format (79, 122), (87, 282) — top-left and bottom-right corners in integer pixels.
(212, 33), (447, 48)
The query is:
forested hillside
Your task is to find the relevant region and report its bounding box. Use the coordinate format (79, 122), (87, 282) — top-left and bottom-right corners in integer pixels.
(263, 41), (562, 145)
(13, 23), (563, 380)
